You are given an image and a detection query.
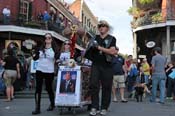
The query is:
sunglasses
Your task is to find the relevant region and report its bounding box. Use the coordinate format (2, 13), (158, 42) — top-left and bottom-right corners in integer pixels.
(64, 43), (70, 45)
(98, 24), (108, 28)
(45, 36), (52, 39)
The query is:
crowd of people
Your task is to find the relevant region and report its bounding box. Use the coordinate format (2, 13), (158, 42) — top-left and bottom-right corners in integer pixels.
(0, 19), (175, 116)
(85, 20), (175, 116)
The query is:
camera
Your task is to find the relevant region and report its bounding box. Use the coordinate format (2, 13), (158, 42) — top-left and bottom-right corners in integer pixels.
(87, 40), (99, 49)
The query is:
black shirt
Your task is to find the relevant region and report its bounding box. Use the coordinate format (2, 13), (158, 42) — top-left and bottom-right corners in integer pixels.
(112, 55), (125, 75)
(91, 34), (116, 67)
(4, 56), (19, 70)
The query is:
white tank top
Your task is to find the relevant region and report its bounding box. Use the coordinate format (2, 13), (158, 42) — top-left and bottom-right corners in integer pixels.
(37, 48), (55, 73)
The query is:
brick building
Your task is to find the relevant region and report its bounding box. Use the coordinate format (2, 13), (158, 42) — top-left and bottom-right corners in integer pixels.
(69, 0), (98, 35)
(0, 0), (85, 58)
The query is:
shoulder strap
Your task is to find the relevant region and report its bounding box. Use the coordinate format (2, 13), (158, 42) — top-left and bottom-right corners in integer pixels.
(105, 36), (113, 48)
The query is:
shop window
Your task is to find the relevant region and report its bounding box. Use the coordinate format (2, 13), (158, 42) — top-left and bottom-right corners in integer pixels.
(19, 0), (29, 21)
(171, 40), (175, 53)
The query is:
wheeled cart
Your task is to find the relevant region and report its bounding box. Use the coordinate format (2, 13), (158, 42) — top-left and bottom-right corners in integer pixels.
(55, 66), (91, 115)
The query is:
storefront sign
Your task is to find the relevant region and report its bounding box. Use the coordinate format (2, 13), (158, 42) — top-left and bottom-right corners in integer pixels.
(146, 41), (156, 48)
(23, 39), (36, 50)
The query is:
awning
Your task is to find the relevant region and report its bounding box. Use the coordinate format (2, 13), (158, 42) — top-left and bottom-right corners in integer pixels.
(0, 25), (85, 50)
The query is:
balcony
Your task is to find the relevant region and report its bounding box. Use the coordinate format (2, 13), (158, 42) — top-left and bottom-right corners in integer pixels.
(0, 17), (87, 49)
(130, 9), (175, 29)
(130, 0), (175, 29)
(130, 9), (163, 28)
(0, 16), (65, 33)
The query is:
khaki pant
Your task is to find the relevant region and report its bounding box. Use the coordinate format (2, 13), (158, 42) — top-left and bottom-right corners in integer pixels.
(3, 70), (17, 87)
(113, 75), (125, 88)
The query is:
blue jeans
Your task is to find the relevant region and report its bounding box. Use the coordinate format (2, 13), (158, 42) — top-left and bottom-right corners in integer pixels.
(150, 76), (166, 103)
(127, 76), (136, 92)
(144, 75), (149, 84)
(3, 15), (10, 24)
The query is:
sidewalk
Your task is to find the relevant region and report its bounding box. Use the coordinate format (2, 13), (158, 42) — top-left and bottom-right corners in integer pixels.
(0, 98), (175, 116)
(0, 98), (89, 116)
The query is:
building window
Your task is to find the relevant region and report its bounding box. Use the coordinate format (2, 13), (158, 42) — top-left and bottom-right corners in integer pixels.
(82, 12), (84, 25)
(171, 40), (175, 53)
(19, 0), (29, 21)
(84, 16), (86, 26)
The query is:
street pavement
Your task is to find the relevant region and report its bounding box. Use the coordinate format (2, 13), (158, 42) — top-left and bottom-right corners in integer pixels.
(0, 97), (175, 116)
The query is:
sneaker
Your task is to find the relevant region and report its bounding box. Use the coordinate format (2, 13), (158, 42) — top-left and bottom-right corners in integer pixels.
(157, 101), (165, 104)
(100, 109), (107, 116)
(112, 97), (118, 102)
(166, 97), (173, 100)
(96, 110), (100, 114)
(121, 99), (128, 103)
(89, 108), (97, 116)
(150, 99), (156, 103)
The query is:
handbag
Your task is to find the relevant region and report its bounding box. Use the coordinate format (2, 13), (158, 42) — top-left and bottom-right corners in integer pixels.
(0, 77), (5, 92)
(168, 70), (175, 79)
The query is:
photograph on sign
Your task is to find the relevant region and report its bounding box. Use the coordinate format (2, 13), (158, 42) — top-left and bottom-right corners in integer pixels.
(59, 71), (77, 94)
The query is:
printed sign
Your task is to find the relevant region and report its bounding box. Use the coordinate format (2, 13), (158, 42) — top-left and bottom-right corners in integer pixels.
(55, 66), (81, 106)
(30, 60), (39, 73)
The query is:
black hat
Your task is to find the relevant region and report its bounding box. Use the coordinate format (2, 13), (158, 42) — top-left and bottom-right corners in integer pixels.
(98, 20), (110, 28)
(153, 47), (161, 52)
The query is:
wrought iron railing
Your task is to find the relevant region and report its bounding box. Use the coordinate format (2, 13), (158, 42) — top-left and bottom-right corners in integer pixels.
(0, 16), (87, 48)
(131, 8), (175, 28)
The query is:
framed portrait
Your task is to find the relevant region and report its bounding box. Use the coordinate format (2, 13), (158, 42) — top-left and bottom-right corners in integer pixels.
(59, 71), (77, 94)
(5, 40), (21, 49)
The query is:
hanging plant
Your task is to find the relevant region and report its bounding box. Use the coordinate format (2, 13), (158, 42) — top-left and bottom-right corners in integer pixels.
(131, 21), (138, 28)
(128, 7), (145, 18)
(128, 7), (140, 18)
(151, 12), (163, 23)
(138, 0), (154, 5)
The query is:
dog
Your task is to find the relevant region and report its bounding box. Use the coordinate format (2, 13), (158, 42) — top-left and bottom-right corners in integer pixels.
(134, 73), (145, 102)
(68, 59), (76, 67)
(135, 86), (144, 102)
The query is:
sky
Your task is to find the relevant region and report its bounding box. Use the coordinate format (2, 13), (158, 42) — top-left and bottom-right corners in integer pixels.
(65, 0), (133, 54)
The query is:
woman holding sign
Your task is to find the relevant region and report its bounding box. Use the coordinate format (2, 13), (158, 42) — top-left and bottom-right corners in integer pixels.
(32, 33), (59, 115)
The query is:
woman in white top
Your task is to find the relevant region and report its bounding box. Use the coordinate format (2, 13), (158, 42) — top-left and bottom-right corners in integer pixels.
(59, 40), (71, 65)
(32, 33), (59, 115)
